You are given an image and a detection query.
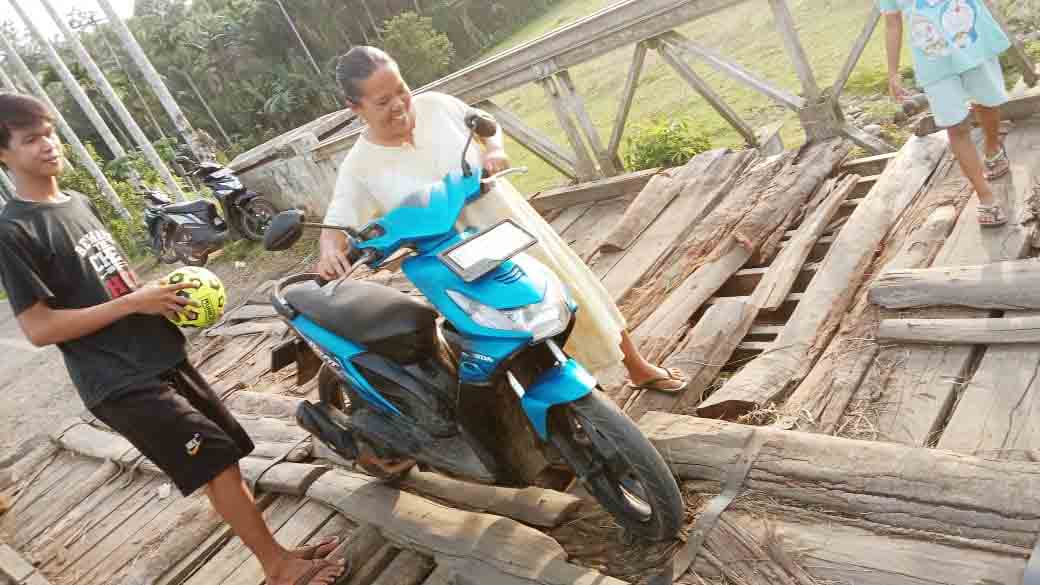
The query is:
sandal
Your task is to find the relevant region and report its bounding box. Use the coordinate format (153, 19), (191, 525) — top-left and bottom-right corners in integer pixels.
(977, 203), (1008, 227)
(296, 536), (338, 560)
(984, 146), (1010, 181)
(630, 367), (689, 395)
(284, 559), (346, 585)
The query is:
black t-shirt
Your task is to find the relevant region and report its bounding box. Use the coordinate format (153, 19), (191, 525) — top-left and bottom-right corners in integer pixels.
(0, 192), (186, 408)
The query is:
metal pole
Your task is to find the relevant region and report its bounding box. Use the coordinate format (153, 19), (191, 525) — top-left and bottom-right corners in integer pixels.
(0, 41), (130, 219)
(40, 0), (186, 200)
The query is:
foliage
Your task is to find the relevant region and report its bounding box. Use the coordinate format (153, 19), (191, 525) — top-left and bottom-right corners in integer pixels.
(623, 118), (712, 171)
(999, 40), (1040, 90)
(845, 65), (915, 96)
(382, 12), (455, 88)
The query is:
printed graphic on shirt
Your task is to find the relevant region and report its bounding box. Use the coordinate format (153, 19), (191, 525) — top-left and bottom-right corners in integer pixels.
(74, 229), (139, 298)
(186, 433), (203, 456)
(904, 0), (980, 59)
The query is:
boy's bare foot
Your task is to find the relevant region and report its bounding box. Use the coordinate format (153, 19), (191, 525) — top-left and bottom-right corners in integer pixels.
(268, 556), (346, 585)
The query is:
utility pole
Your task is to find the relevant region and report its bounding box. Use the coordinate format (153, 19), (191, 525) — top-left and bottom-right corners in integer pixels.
(272, 0), (323, 77)
(8, 0), (126, 160)
(95, 0), (211, 161)
(0, 39), (130, 218)
(39, 0), (186, 200)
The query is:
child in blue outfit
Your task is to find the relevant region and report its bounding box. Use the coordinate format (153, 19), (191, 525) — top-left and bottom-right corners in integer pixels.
(881, 0), (1012, 226)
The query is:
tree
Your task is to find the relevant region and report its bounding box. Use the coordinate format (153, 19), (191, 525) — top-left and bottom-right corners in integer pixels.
(382, 12), (454, 88)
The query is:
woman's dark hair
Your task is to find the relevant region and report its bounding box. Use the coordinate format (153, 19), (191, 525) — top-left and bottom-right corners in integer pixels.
(336, 46), (396, 105)
(0, 93), (53, 150)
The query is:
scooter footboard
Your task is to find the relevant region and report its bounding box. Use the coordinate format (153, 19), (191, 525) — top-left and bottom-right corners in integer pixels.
(520, 359), (596, 440)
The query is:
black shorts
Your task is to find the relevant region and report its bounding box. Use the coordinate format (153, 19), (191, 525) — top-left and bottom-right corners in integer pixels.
(89, 362), (255, 496)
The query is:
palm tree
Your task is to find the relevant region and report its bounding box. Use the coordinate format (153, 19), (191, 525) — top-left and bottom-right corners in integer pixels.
(0, 36), (129, 218)
(39, 0), (186, 200)
(95, 0), (211, 161)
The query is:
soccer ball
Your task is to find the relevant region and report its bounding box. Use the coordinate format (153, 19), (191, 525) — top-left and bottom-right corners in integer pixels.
(164, 266), (227, 328)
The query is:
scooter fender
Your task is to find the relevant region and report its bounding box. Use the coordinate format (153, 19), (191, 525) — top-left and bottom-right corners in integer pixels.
(520, 358), (595, 440)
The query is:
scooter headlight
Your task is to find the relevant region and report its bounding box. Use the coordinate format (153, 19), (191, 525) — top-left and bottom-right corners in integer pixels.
(447, 277), (573, 342)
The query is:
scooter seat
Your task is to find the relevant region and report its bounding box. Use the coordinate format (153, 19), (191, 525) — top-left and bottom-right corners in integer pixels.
(285, 279), (437, 345)
(163, 200), (218, 216)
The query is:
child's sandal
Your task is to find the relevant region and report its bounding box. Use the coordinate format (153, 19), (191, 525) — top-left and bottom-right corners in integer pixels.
(984, 146), (1010, 181)
(977, 203), (1008, 227)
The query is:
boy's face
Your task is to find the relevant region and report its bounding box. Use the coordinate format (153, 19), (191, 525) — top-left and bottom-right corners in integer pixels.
(0, 120), (63, 178)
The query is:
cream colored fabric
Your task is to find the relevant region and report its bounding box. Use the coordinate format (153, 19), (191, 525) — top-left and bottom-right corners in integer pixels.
(324, 91), (626, 373)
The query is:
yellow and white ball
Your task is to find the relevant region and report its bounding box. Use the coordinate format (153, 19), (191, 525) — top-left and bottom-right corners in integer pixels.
(164, 266), (227, 328)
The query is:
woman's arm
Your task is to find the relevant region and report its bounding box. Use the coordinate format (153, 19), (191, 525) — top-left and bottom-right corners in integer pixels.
(473, 107), (510, 174)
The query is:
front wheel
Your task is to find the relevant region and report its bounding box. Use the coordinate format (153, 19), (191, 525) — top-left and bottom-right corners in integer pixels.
(549, 392), (684, 541)
(238, 197), (276, 241)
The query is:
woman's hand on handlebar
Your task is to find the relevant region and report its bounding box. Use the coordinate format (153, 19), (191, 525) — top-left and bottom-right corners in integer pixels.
(483, 148), (510, 175)
(318, 229), (352, 280)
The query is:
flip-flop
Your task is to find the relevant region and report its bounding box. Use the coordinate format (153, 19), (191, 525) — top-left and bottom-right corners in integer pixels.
(290, 559), (345, 585)
(630, 368), (689, 395)
(977, 203), (1008, 228)
(984, 146), (1010, 181)
(296, 536), (339, 560)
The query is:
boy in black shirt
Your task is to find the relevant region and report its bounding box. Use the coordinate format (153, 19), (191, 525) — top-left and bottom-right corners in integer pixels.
(0, 94), (344, 585)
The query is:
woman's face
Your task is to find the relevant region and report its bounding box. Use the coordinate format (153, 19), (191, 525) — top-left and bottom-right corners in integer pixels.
(351, 64), (415, 142)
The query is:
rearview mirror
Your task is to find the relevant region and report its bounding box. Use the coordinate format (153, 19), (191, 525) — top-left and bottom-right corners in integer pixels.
(465, 109), (498, 138)
(264, 210), (305, 251)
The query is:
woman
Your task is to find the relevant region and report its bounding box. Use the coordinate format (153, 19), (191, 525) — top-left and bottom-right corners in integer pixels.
(318, 47), (687, 401)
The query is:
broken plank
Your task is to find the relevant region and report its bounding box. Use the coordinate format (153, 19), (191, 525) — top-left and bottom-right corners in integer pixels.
(596, 150), (754, 300)
(400, 469), (582, 529)
(641, 412), (1040, 548)
(599, 149), (727, 252)
(698, 133), (950, 420)
(870, 258), (1040, 310)
(529, 168), (660, 212)
(878, 315), (1040, 344)
(840, 151), (897, 176)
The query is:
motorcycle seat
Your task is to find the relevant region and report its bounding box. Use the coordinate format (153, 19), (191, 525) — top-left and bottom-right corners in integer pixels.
(285, 279), (437, 344)
(163, 200), (218, 216)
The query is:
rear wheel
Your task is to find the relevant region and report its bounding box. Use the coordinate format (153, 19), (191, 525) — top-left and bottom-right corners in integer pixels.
(549, 391), (683, 541)
(238, 197), (276, 241)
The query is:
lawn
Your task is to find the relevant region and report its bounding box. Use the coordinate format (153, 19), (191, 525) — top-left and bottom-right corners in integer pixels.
(482, 0), (898, 194)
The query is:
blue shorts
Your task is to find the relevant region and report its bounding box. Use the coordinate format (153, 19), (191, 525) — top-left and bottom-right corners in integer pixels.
(923, 57), (1008, 128)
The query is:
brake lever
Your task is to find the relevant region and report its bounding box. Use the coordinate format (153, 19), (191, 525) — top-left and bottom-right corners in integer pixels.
(482, 166), (528, 184)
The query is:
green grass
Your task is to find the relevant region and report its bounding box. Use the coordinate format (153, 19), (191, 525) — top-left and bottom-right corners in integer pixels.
(479, 0), (901, 194)
(0, 290), (7, 301)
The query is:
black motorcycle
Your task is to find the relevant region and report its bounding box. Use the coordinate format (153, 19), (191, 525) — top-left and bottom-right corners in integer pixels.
(142, 187), (228, 266)
(181, 157), (277, 242)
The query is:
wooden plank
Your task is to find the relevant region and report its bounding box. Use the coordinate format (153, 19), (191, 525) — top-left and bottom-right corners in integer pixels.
(832, 5), (881, 101)
(596, 150), (754, 300)
(878, 315), (1040, 344)
(641, 412), (1040, 548)
(182, 496), (306, 585)
(600, 149), (728, 253)
(539, 76), (598, 182)
(0, 544), (38, 584)
(870, 258), (1040, 310)
(698, 134), (949, 419)
(224, 390), (304, 420)
(369, 551), (435, 585)
(548, 203), (591, 234)
(347, 543), (399, 585)
(768, 0), (820, 102)
(1, 451), (87, 541)
(480, 100), (577, 179)
(557, 196), (630, 260)
(556, 70), (618, 176)
(419, 565), (454, 585)
(14, 459), (120, 550)
(607, 42), (649, 162)
(915, 94), (1040, 136)
(220, 500), (338, 585)
(982, 0), (1038, 87)
(841, 151), (897, 176)
(530, 168), (658, 212)
(870, 120), (1039, 446)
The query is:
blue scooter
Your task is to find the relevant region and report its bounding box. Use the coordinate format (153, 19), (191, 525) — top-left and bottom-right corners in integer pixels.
(263, 110), (683, 541)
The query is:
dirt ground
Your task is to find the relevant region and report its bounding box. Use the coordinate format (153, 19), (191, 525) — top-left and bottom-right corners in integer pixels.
(0, 236), (319, 464)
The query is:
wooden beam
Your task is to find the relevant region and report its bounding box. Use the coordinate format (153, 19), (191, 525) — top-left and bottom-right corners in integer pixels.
(841, 122), (897, 154)
(831, 5), (881, 101)
(869, 259), (1040, 310)
(841, 151), (896, 176)
(641, 412), (1040, 549)
(660, 31), (805, 111)
(607, 42), (649, 165)
(981, 0), (1037, 87)
(655, 41), (759, 146)
(877, 315), (1040, 344)
(0, 544), (51, 585)
(768, 0), (821, 102)
(556, 70), (619, 176)
(479, 100), (577, 179)
(529, 167), (659, 212)
(539, 76), (599, 182)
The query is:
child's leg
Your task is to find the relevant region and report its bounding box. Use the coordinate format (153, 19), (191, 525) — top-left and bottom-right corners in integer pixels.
(947, 119), (996, 206)
(974, 104), (1003, 159)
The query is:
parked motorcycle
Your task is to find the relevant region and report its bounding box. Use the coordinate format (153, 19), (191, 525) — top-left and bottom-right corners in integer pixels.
(262, 110), (684, 541)
(142, 187), (228, 266)
(179, 157), (277, 242)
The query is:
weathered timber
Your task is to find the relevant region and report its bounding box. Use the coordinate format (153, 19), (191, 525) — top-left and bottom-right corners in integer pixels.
(607, 42), (649, 162)
(419, 565), (454, 585)
(624, 299), (756, 421)
(480, 100), (577, 179)
(224, 390), (304, 421)
(840, 151), (897, 176)
(596, 150), (754, 301)
(698, 134), (949, 419)
(623, 151), (789, 323)
(307, 469), (623, 585)
(0, 544), (51, 585)
(878, 315), (1040, 344)
(539, 76), (598, 182)
(1, 452), (88, 540)
(400, 468), (582, 529)
(730, 139), (851, 254)
(369, 550), (435, 585)
(915, 93), (1040, 136)
(599, 149), (727, 252)
(13, 460), (120, 550)
(556, 70), (619, 176)
(757, 175), (859, 311)
(870, 259), (1040, 310)
(641, 412), (1040, 548)
(867, 120), (1040, 446)
(530, 168), (659, 212)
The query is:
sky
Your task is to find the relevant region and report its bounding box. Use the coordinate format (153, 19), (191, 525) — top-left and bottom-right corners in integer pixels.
(0, 0), (135, 38)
